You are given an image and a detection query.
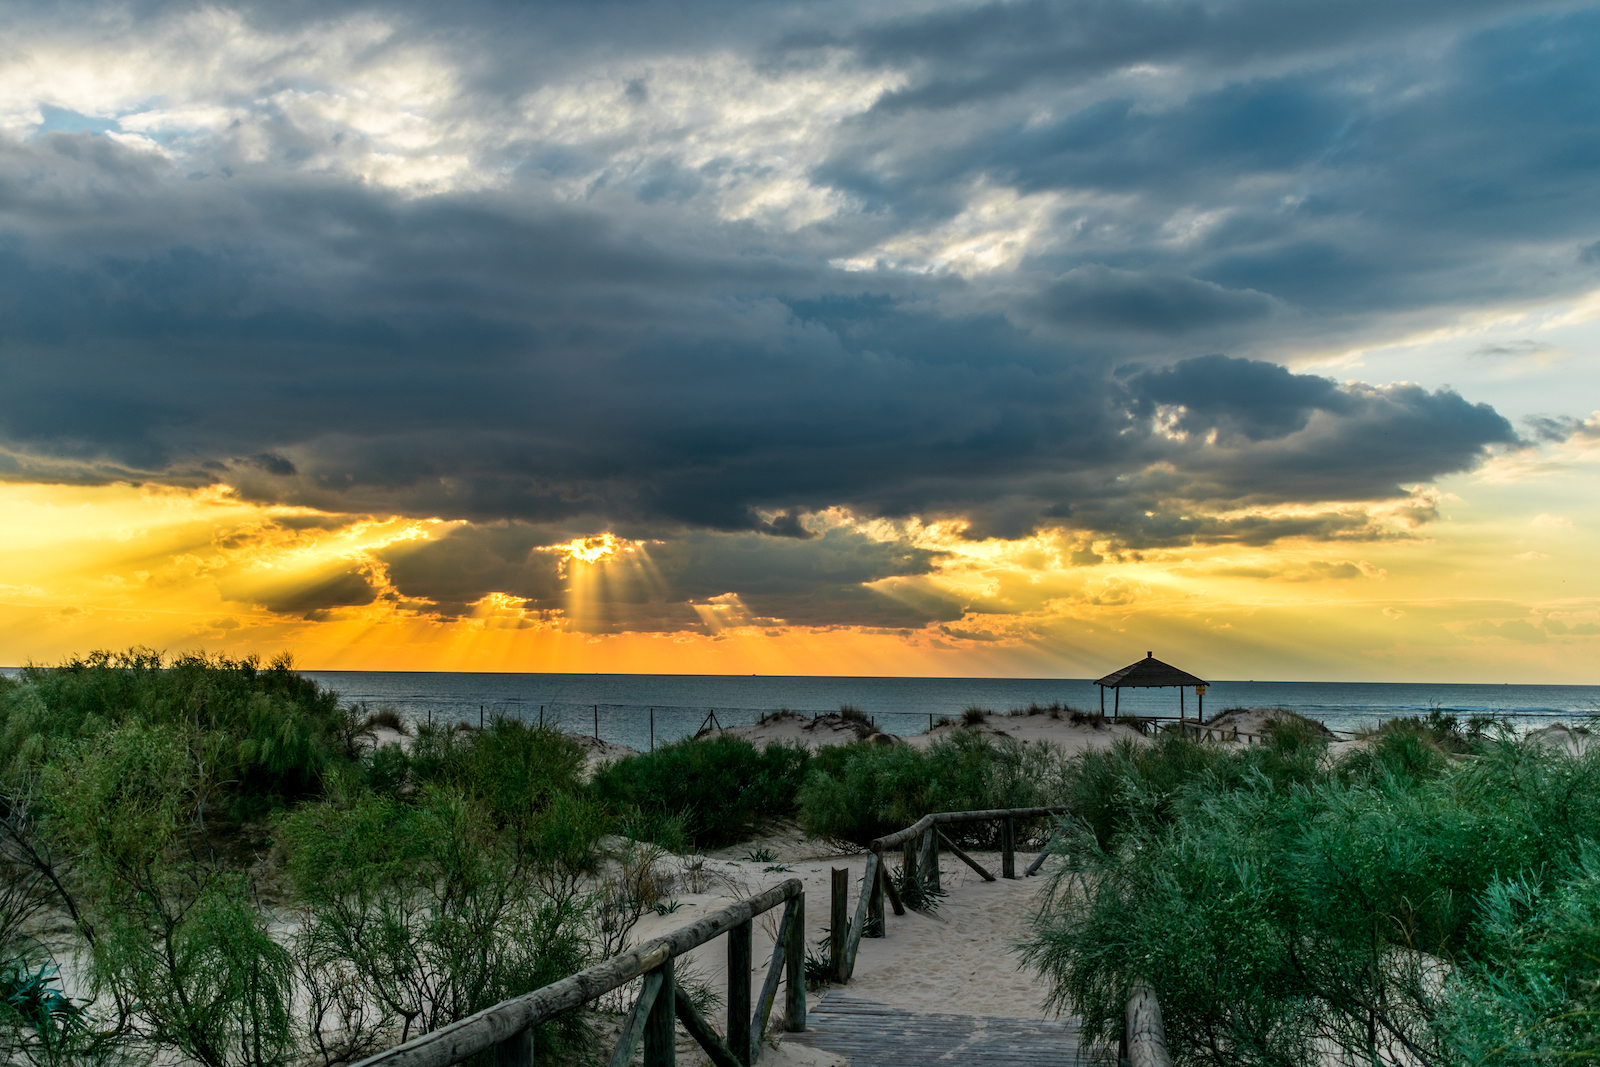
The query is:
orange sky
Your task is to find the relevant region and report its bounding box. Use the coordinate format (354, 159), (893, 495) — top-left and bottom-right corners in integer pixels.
(3, 460), (1596, 682)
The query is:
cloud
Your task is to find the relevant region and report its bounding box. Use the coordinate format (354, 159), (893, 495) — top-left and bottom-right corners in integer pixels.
(1033, 268), (1274, 334)
(1461, 619), (1548, 643)
(377, 520), (961, 632)
(0, 0), (1589, 629)
(219, 563), (379, 618)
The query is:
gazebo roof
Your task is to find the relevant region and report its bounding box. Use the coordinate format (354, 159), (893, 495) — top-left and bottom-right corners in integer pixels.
(1095, 652), (1207, 689)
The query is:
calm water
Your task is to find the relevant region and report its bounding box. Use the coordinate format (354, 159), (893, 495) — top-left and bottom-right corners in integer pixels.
(290, 672), (1600, 751)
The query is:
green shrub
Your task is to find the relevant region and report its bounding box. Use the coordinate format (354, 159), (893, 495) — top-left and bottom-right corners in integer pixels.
(798, 732), (1070, 846)
(400, 718), (592, 871)
(589, 736), (809, 848)
(1439, 847), (1600, 1064)
(1060, 724), (1326, 851)
(2, 649), (348, 815)
(279, 788), (594, 1056)
(40, 723), (294, 1067)
(1024, 733), (1600, 1067)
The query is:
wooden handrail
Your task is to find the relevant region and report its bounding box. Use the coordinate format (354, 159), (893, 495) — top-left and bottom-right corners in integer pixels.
(351, 878), (805, 1067)
(826, 806), (1069, 983)
(868, 806), (1068, 851)
(1122, 980), (1173, 1067)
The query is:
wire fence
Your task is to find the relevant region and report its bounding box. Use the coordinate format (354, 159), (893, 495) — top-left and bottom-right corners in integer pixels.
(398, 697), (1592, 753)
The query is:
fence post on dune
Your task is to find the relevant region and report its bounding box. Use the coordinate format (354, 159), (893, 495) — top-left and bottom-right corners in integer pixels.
(902, 839), (918, 889)
(921, 828), (940, 892)
(493, 1027), (532, 1067)
(867, 856), (884, 931)
(1001, 816), (1016, 879)
(728, 919), (752, 1065)
(785, 893), (806, 1033)
(1125, 980), (1173, 1067)
(645, 957), (677, 1067)
(830, 869), (848, 983)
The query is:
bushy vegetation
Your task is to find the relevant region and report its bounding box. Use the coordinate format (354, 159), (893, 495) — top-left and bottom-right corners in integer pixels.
(4, 649), (351, 817)
(7, 651), (1590, 1066)
(1024, 716), (1600, 1066)
(589, 734), (810, 848)
(798, 729), (1072, 846)
(0, 651), (613, 1066)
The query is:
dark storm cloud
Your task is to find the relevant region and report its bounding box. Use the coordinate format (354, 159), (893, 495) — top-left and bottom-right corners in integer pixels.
(219, 564), (379, 618)
(378, 522), (959, 630)
(1131, 354), (1347, 441)
(0, 0), (1587, 625)
(1034, 268), (1273, 334)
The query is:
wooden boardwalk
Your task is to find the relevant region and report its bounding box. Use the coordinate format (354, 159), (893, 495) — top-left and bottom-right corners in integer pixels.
(784, 993), (1101, 1066)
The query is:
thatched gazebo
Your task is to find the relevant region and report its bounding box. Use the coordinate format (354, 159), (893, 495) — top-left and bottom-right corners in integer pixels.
(1095, 651), (1209, 722)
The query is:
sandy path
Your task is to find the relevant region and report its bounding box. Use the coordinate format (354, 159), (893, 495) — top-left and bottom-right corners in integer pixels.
(613, 843), (1062, 1066)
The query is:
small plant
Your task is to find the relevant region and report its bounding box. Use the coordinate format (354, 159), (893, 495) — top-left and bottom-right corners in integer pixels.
(742, 847), (778, 863)
(653, 898), (681, 915)
(804, 948), (834, 989)
(362, 705), (409, 734)
(891, 864), (947, 912)
(962, 707), (989, 726)
(837, 705), (876, 740)
(0, 959), (87, 1042)
(680, 855), (713, 894)
(934, 715), (955, 727)
(763, 864), (795, 873)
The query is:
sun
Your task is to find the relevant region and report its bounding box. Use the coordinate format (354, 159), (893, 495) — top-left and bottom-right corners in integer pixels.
(552, 533), (625, 566)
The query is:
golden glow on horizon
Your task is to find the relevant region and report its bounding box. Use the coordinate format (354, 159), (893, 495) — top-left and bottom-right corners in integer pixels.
(0, 477), (1597, 681)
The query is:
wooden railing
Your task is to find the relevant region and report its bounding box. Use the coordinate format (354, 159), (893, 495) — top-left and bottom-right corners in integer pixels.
(351, 878), (806, 1067)
(1121, 981), (1173, 1067)
(1178, 722), (1265, 744)
(820, 807), (1067, 983)
(842, 807), (1174, 1067)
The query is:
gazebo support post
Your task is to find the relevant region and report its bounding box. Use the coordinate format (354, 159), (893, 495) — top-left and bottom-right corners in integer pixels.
(1114, 687), (1119, 720)
(1180, 686), (1184, 724)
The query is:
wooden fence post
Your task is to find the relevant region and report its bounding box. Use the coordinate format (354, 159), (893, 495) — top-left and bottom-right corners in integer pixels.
(1125, 980), (1173, 1067)
(867, 858), (884, 931)
(1001, 816), (1016, 879)
(902, 839), (918, 888)
(830, 869), (848, 983)
(921, 828), (940, 892)
(493, 1028), (533, 1067)
(644, 957), (676, 1067)
(728, 919), (752, 1065)
(785, 893), (806, 1033)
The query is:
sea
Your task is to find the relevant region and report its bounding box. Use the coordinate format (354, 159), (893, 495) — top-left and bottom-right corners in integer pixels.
(278, 672), (1600, 752)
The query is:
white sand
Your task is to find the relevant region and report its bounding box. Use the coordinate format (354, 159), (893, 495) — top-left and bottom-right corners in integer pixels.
(567, 732), (640, 773)
(719, 708), (1150, 758)
(907, 711), (1149, 755)
(720, 712), (890, 751)
(1525, 722), (1594, 756)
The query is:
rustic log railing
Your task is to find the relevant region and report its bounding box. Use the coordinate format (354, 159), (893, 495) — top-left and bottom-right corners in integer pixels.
(351, 878), (806, 1067)
(1120, 980), (1173, 1067)
(817, 807), (1070, 982)
(1178, 722), (1265, 744)
(835, 806), (1172, 1067)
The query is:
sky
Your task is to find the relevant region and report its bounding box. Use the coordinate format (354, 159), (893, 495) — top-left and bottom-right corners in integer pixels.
(1, 0), (1599, 681)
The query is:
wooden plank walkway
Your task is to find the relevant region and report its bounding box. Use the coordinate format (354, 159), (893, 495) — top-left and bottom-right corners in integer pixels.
(783, 993), (1099, 1065)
